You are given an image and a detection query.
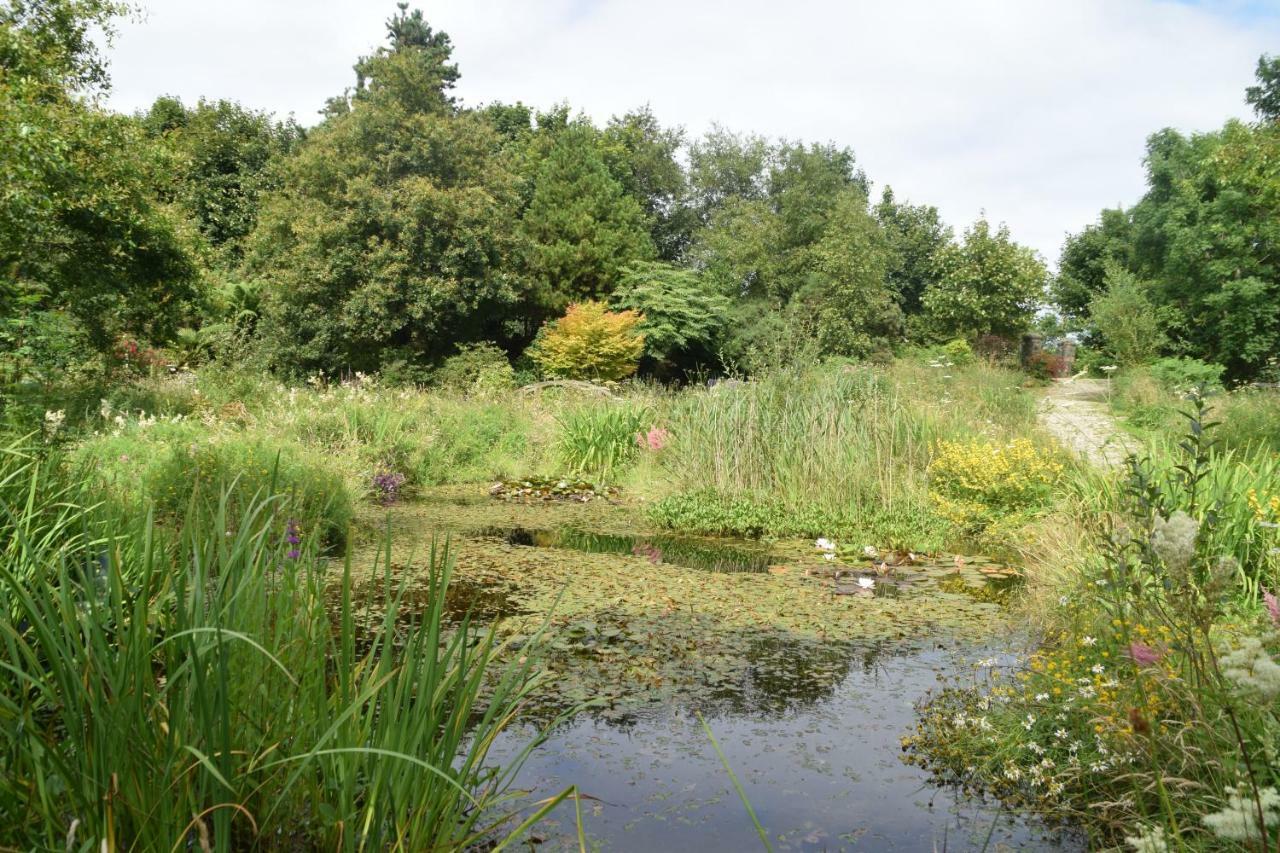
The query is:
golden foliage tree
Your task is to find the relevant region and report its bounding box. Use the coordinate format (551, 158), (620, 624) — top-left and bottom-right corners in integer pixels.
(529, 301), (645, 381)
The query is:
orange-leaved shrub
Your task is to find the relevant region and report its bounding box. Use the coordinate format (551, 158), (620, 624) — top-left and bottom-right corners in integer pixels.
(529, 300), (645, 381)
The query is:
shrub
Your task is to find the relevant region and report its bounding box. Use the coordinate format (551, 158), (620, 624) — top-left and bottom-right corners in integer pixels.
(928, 438), (1063, 538)
(528, 301), (645, 381)
(432, 342), (516, 393)
(943, 338), (975, 366)
(1088, 263), (1166, 366)
(1148, 357), (1225, 394)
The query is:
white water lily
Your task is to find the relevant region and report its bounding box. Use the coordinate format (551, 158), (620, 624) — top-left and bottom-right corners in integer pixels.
(857, 576), (875, 589)
(822, 552), (835, 561)
(815, 537), (836, 552)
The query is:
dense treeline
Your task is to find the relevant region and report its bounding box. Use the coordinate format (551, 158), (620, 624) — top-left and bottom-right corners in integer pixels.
(1057, 55), (1280, 383)
(2, 0), (1277, 410)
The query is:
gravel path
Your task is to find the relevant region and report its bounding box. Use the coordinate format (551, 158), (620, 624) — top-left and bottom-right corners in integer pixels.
(1038, 378), (1139, 468)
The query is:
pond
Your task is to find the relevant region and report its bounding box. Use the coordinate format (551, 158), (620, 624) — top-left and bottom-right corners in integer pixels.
(347, 487), (1081, 851)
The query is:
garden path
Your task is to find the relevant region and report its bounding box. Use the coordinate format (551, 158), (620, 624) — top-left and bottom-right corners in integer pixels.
(1038, 377), (1139, 468)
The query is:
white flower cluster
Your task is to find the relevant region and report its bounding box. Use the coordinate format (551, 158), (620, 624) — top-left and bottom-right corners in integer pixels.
(1124, 824), (1168, 853)
(1151, 510), (1200, 574)
(1202, 784), (1280, 841)
(1219, 635), (1280, 700)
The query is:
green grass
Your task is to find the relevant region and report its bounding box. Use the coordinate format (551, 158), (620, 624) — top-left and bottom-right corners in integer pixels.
(0, 438), (566, 851)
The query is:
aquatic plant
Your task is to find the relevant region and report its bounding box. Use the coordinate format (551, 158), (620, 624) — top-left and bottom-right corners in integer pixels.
(0, 443), (566, 850)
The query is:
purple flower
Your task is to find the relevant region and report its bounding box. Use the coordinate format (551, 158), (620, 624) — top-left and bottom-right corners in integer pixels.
(1128, 641), (1165, 667)
(372, 470), (407, 505)
(283, 519), (302, 559)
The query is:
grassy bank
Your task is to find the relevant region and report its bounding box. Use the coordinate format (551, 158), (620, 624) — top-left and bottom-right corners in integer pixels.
(58, 358), (1056, 556)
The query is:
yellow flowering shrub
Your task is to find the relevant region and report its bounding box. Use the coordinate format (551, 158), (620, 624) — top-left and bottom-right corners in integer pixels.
(529, 301), (645, 382)
(928, 438), (1063, 533)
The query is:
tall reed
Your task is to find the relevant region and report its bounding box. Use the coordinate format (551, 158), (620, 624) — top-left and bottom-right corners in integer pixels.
(0, 440), (566, 851)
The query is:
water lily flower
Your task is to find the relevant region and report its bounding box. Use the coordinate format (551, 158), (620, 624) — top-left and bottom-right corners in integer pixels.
(823, 552), (836, 561)
(862, 545), (878, 559)
(857, 576), (875, 589)
(815, 538), (836, 552)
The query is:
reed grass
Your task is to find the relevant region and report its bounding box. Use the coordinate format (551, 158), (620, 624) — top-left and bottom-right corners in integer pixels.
(0, 438), (565, 851)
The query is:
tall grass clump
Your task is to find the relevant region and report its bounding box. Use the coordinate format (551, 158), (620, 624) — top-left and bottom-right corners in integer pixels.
(554, 402), (650, 481)
(0, 442), (567, 851)
(649, 360), (1036, 548)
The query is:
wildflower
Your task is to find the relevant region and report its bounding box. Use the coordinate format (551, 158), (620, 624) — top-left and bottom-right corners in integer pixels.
(1201, 785), (1280, 841)
(1091, 664), (1105, 675)
(1054, 728), (1069, 740)
(372, 470), (407, 505)
(43, 409), (65, 441)
(1219, 636), (1280, 699)
(1151, 510), (1199, 575)
(1035, 693), (1049, 701)
(1081, 636), (1097, 646)
(285, 519), (302, 559)
(636, 427), (670, 452)
(1124, 824), (1169, 853)
(1128, 641), (1165, 668)
(1264, 589), (1280, 627)
(1023, 713), (1037, 731)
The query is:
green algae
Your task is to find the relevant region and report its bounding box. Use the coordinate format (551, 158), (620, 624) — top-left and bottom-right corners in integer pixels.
(346, 485), (1019, 718)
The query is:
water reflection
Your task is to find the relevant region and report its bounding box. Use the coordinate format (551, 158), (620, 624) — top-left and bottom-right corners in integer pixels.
(470, 525), (775, 573)
(489, 642), (1083, 852)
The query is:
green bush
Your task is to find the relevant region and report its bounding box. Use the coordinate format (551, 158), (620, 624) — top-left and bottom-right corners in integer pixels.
(943, 338), (975, 365)
(1149, 357), (1225, 393)
(431, 342), (516, 394)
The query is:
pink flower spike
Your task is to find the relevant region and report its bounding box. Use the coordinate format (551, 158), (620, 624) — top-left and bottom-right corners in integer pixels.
(641, 427), (670, 452)
(1128, 641), (1165, 668)
(1264, 589), (1280, 627)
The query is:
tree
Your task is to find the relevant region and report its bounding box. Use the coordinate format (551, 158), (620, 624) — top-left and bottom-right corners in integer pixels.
(1, 0), (198, 357)
(793, 189), (901, 358)
(520, 124), (655, 311)
(528, 301), (645, 381)
(611, 261), (728, 375)
(142, 96), (301, 264)
(599, 107), (694, 260)
(875, 186), (951, 317)
(248, 8), (528, 374)
(923, 218), (1046, 340)
(1052, 207), (1133, 324)
(1087, 263), (1165, 365)
(1246, 54), (1280, 122)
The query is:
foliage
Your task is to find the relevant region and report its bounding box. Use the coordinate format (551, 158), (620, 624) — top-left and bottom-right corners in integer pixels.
(599, 106), (693, 261)
(246, 14), (526, 374)
(0, 448), (563, 849)
(528, 301), (645, 382)
(922, 218), (1047, 341)
(875, 186), (952, 318)
(521, 123), (655, 311)
(1, 1), (199, 356)
(906, 401), (1280, 849)
(1148, 357), (1225, 394)
(432, 341), (516, 393)
(1059, 63), (1280, 382)
(553, 403), (650, 480)
(611, 261), (728, 375)
(140, 96), (301, 265)
(1087, 263), (1165, 366)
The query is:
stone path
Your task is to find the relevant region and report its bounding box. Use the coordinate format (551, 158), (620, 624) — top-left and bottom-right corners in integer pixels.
(1038, 378), (1139, 468)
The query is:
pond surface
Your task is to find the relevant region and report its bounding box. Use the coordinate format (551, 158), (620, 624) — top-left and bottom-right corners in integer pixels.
(488, 642), (1080, 852)
(349, 488), (1079, 851)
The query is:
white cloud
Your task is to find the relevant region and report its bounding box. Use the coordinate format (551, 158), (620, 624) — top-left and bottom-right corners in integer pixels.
(105, 0), (1279, 264)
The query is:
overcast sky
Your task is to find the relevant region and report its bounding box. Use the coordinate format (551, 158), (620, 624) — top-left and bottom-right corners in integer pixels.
(104, 0), (1280, 265)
